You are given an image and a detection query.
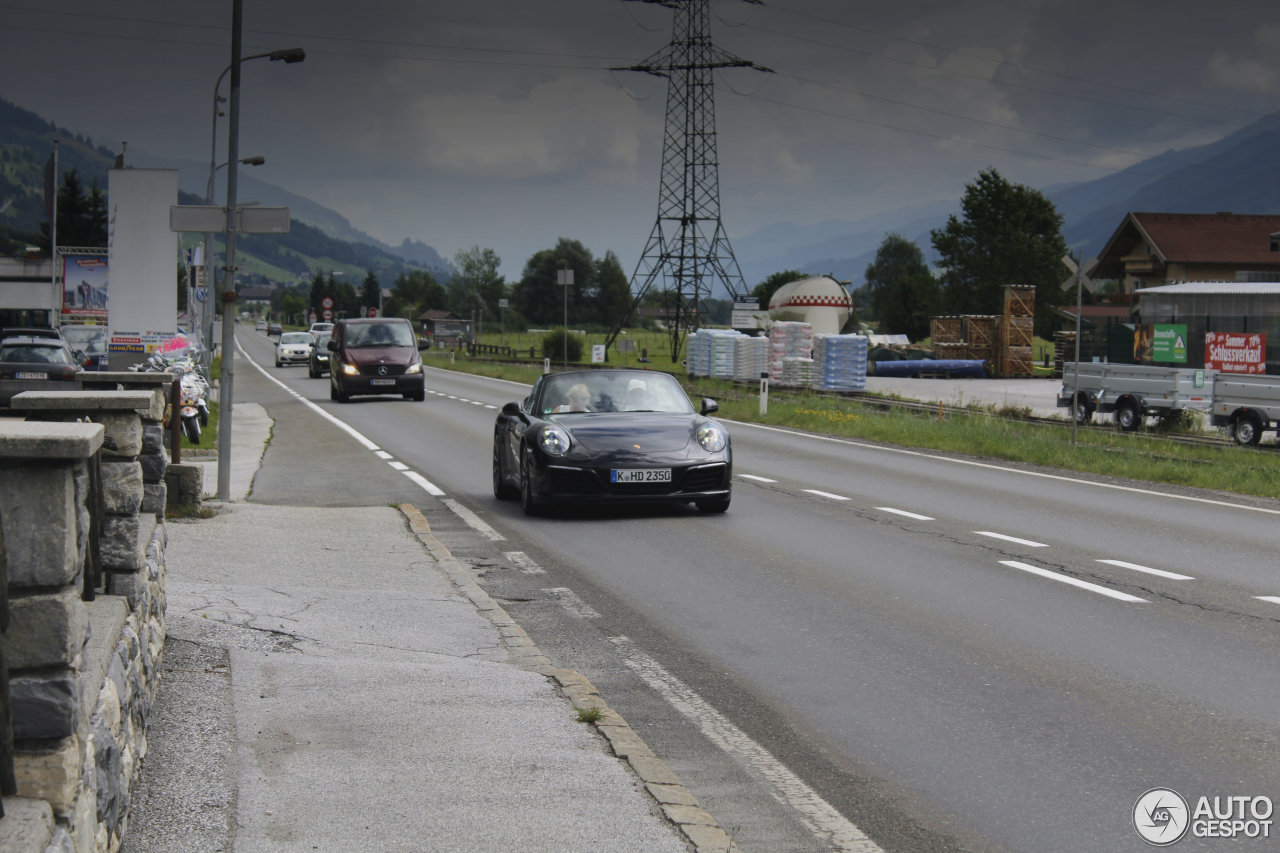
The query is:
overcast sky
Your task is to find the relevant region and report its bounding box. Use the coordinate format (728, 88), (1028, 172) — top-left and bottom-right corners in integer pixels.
(4, 0), (1279, 280)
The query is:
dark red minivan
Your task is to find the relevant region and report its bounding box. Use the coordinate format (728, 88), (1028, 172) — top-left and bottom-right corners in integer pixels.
(327, 317), (426, 402)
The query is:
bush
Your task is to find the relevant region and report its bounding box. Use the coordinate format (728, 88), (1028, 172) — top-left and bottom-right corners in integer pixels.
(542, 327), (584, 363)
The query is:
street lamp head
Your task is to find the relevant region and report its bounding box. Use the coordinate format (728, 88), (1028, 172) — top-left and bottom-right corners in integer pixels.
(269, 48), (306, 63)
(240, 155), (266, 166)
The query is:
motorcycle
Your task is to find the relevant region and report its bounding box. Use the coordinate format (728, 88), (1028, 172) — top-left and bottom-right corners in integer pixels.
(178, 372), (208, 444)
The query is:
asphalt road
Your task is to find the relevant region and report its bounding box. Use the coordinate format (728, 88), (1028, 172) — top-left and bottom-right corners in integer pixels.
(232, 329), (1280, 853)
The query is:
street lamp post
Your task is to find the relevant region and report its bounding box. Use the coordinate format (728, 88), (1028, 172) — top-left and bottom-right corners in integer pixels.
(200, 155), (263, 364)
(214, 6), (304, 500)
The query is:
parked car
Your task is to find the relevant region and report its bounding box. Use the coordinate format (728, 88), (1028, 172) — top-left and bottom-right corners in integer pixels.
(58, 324), (110, 371)
(275, 331), (314, 367)
(0, 333), (84, 407)
(491, 368), (731, 515)
(327, 316), (425, 402)
(308, 332), (332, 377)
(266, 322), (283, 337)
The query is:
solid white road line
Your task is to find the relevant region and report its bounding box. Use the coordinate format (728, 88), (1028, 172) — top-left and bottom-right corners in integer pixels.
(975, 531), (1048, 548)
(543, 587), (601, 620)
(441, 498), (505, 541)
(804, 489), (850, 501)
(726, 419), (1280, 517)
(402, 470), (445, 496)
(504, 551), (545, 575)
(608, 636), (884, 853)
(999, 561), (1147, 603)
(876, 507), (935, 521)
(1096, 559), (1194, 581)
(1255, 596), (1280, 606)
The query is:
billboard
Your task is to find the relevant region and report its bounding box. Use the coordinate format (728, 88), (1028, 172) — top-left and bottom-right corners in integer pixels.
(62, 254), (109, 318)
(1205, 331), (1266, 374)
(107, 168), (179, 367)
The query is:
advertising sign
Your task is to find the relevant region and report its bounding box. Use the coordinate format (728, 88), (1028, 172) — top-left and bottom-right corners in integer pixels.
(1151, 323), (1188, 363)
(62, 254), (109, 318)
(1205, 331), (1266, 374)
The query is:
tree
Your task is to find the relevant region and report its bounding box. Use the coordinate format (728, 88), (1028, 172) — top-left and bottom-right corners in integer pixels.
(385, 269), (446, 321)
(593, 251), (632, 328)
(750, 270), (806, 308)
(513, 239), (594, 327)
(930, 168), (1067, 336)
(864, 234), (939, 341)
(39, 168), (107, 249)
(450, 246), (505, 326)
(360, 270), (381, 315)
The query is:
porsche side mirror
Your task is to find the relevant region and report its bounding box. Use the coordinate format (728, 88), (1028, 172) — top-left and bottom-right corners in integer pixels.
(700, 398), (719, 415)
(501, 401), (521, 416)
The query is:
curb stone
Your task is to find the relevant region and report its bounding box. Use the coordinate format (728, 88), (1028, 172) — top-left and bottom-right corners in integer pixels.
(398, 504), (739, 853)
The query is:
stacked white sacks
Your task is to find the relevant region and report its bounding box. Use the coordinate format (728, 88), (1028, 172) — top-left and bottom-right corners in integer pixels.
(769, 321), (813, 381)
(733, 335), (770, 381)
(811, 334), (869, 392)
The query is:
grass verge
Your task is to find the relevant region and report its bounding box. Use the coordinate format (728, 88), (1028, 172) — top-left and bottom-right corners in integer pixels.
(424, 352), (1280, 502)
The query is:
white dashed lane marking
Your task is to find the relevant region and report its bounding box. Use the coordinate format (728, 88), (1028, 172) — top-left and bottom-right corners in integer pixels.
(1000, 561), (1147, 603)
(876, 507), (935, 521)
(975, 531), (1048, 548)
(504, 551), (545, 575)
(1096, 559), (1194, 581)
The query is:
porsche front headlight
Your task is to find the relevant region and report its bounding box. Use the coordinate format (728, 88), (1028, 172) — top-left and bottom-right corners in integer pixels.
(696, 422), (727, 452)
(537, 424), (572, 456)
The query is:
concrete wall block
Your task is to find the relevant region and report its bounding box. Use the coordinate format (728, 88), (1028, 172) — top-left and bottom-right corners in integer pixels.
(140, 423), (164, 455)
(6, 589), (90, 670)
(138, 450), (166, 485)
(140, 481), (166, 516)
(164, 462), (203, 509)
(91, 716), (125, 832)
(100, 460), (144, 515)
(104, 571), (146, 608)
(100, 514), (143, 573)
(0, 462), (79, 587)
(11, 671), (81, 740)
(98, 412), (143, 459)
(12, 735), (80, 814)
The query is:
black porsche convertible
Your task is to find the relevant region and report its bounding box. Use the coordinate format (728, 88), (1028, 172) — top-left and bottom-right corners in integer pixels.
(492, 368), (732, 515)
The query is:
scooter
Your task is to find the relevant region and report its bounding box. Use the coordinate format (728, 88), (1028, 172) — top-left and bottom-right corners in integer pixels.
(178, 371), (209, 443)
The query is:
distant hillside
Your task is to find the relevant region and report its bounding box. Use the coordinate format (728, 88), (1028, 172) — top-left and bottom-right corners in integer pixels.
(734, 110), (1280, 290)
(0, 96), (450, 281)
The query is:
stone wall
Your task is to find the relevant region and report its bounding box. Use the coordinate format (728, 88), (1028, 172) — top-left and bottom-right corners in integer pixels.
(0, 386), (169, 852)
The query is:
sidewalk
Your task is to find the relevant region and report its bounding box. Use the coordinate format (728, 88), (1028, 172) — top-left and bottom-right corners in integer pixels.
(125, 404), (727, 853)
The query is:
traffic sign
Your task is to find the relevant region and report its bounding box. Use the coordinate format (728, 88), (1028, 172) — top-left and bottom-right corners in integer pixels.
(322, 296), (334, 309)
(195, 287), (208, 303)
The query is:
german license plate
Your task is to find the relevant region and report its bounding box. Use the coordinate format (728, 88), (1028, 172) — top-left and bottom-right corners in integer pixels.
(15, 371), (46, 380)
(371, 378), (395, 386)
(611, 468), (671, 483)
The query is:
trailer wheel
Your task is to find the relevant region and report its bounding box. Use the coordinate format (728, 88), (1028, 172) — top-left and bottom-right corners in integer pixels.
(1116, 399), (1143, 432)
(1233, 412), (1263, 447)
(1073, 394), (1094, 425)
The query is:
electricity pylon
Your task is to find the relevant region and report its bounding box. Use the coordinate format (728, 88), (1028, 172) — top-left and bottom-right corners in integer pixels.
(608, 0), (771, 362)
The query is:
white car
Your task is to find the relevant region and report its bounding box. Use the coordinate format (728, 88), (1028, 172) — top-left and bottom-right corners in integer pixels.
(308, 322), (334, 339)
(275, 331), (314, 367)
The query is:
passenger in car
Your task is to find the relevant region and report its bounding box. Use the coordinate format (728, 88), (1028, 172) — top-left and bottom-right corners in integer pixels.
(552, 383), (593, 413)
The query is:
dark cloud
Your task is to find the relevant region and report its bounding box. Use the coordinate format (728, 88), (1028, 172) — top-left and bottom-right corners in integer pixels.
(2, 0), (1276, 277)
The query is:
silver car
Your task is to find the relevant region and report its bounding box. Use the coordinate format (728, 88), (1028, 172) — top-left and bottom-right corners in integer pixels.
(275, 331), (314, 367)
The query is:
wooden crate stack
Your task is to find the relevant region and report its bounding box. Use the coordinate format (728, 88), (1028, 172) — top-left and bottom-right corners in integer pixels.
(997, 284), (1035, 377)
(1052, 330), (1077, 378)
(930, 316), (968, 360)
(962, 315), (997, 369)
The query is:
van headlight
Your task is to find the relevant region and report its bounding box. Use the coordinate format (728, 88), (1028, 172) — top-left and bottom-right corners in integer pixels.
(696, 422), (727, 452)
(537, 425), (571, 456)
(340, 362), (359, 376)
(406, 362), (422, 374)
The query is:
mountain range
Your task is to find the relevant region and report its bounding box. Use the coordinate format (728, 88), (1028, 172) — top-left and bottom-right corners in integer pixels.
(734, 111), (1280, 289)
(5, 95), (1280, 292)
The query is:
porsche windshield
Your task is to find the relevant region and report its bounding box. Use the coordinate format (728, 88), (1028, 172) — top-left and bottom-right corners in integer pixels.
(537, 372), (693, 416)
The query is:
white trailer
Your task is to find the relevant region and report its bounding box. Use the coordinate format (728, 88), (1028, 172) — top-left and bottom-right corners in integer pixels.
(1057, 362), (1214, 430)
(1209, 373), (1280, 446)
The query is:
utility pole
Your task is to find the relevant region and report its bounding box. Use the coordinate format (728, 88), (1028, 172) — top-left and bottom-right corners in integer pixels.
(607, 0), (770, 363)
